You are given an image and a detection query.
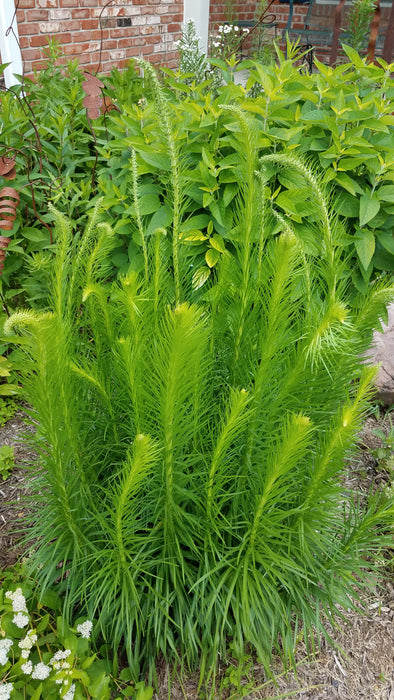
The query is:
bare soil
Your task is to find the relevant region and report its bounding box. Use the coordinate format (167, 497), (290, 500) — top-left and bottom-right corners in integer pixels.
(1, 408), (393, 699)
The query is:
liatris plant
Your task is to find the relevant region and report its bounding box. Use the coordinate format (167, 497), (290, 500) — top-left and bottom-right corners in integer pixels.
(5, 63), (394, 689)
(176, 18), (208, 84)
(344, 0), (377, 53)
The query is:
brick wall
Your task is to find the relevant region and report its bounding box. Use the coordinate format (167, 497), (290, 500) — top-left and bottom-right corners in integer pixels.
(13, 0), (183, 75)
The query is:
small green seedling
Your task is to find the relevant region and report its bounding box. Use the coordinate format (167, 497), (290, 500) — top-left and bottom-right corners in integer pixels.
(0, 399), (17, 426)
(371, 419), (394, 473)
(0, 444), (15, 480)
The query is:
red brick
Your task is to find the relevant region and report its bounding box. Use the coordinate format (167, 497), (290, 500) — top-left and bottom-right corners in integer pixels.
(117, 36), (146, 48)
(18, 0), (35, 8)
(166, 14), (182, 23)
(70, 9), (91, 19)
(80, 19), (100, 30)
(21, 48), (43, 61)
(108, 27), (141, 38)
(30, 35), (52, 47)
(26, 9), (50, 21)
(53, 31), (72, 44)
(18, 22), (40, 36)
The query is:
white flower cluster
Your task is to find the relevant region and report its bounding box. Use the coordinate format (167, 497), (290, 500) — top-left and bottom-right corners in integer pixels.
(5, 588), (29, 629)
(76, 620), (93, 639)
(0, 683), (13, 700)
(21, 659), (33, 675)
(0, 638), (13, 666)
(18, 629), (38, 659)
(50, 648), (73, 685)
(212, 23), (249, 49)
(31, 661), (51, 680)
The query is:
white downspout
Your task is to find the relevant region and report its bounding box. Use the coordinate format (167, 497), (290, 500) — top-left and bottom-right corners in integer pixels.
(0, 0), (23, 88)
(183, 0), (210, 55)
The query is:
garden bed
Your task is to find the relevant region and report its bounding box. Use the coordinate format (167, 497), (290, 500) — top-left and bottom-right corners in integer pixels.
(1, 408), (393, 699)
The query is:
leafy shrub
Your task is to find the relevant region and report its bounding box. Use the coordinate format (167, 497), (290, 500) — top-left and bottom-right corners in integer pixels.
(0, 44), (393, 307)
(5, 66), (394, 687)
(98, 47), (394, 299)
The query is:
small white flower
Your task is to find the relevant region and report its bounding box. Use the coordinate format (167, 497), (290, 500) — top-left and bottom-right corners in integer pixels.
(0, 683), (13, 700)
(63, 683), (76, 700)
(224, 25), (232, 33)
(21, 659), (33, 675)
(12, 613), (29, 629)
(213, 41), (221, 47)
(21, 649), (30, 659)
(218, 25), (224, 32)
(6, 588), (28, 613)
(31, 661), (51, 680)
(242, 27), (250, 33)
(234, 25), (239, 31)
(76, 620), (93, 639)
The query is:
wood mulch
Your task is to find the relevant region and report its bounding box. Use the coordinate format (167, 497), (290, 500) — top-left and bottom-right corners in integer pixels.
(1, 407), (393, 699)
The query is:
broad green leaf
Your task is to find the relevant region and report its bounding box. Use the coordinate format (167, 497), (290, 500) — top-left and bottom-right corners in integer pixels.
(373, 247), (394, 271)
(203, 192), (213, 207)
(341, 44), (366, 68)
(36, 613), (50, 633)
(192, 266), (210, 289)
(139, 194), (161, 216)
(135, 682), (154, 700)
(146, 205), (172, 236)
(181, 230), (207, 242)
(21, 227), (49, 243)
(205, 248), (220, 268)
(335, 172), (364, 196)
(181, 214), (211, 232)
(377, 230), (394, 255)
(210, 234), (226, 253)
(30, 684), (43, 700)
(0, 384), (19, 396)
(338, 158), (366, 171)
(209, 200), (225, 227)
(355, 229), (375, 269)
(363, 118), (389, 133)
(223, 183), (237, 207)
(334, 192), (359, 218)
(359, 194), (380, 227)
(275, 192), (300, 217)
(137, 150), (171, 171)
(377, 186), (394, 203)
